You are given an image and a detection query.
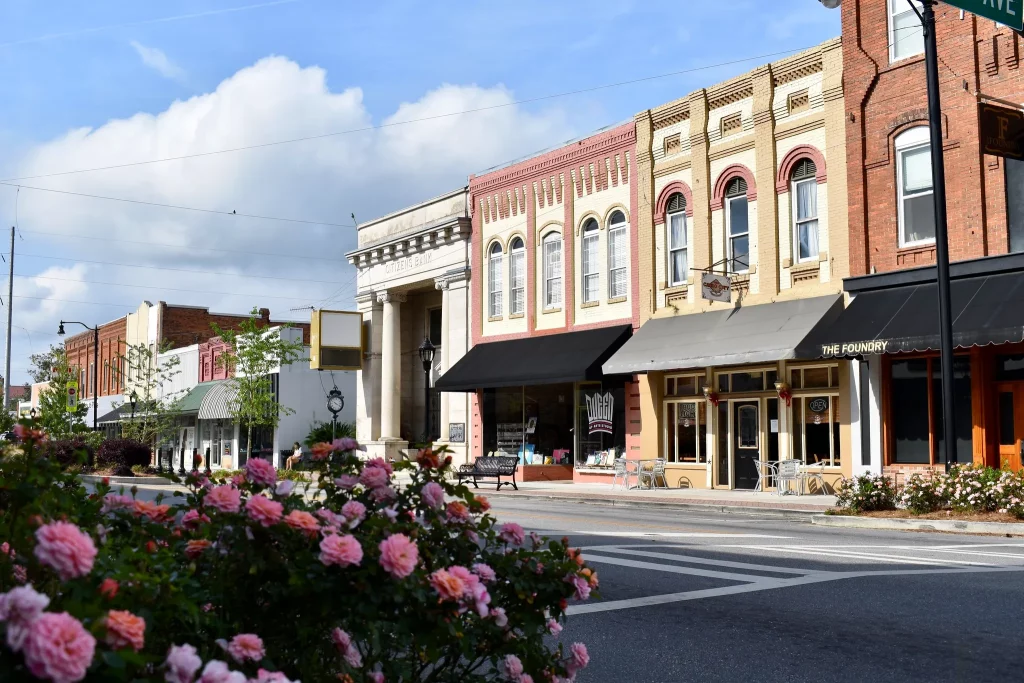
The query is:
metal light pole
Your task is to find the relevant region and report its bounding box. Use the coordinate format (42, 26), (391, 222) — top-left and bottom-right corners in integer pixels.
(418, 337), (436, 443)
(58, 321), (99, 432)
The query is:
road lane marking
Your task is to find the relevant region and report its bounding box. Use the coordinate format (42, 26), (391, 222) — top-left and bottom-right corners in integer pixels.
(582, 554), (782, 583)
(583, 546), (813, 575)
(738, 546), (957, 567)
(763, 546), (996, 567)
(562, 531), (791, 539)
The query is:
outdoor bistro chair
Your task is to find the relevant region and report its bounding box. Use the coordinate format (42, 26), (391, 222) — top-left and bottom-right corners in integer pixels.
(611, 458), (628, 489)
(638, 458), (669, 490)
(800, 462), (829, 495)
(775, 459), (803, 496)
(751, 459), (778, 493)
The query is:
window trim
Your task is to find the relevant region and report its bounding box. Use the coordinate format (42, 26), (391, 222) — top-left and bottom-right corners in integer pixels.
(793, 392), (842, 468)
(667, 207), (689, 287)
(888, 0), (924, 64)
(664, 372), (705, 396)
(581, 218), (600, 304)
(487, 242), (503, 319)
(663, 398), (707, 464)
(895, 127), (935, 248)
(791, 176), (819, 264)
(726, 193), (750, 274)
(509, 237), (525, 316)
(542, 232), (563, 311)
(607, 211), (628, 300)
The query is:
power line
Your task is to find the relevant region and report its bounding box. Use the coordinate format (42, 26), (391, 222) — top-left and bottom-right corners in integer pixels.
(0, 182), (355, 228)
(0, 46), (824, 183)
(20, 229), (349, 263)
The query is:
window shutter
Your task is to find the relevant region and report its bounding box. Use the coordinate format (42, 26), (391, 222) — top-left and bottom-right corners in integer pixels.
(791, 158), (817, 181)
(666, 192), (686, 213)
(726, 177), (747, 197)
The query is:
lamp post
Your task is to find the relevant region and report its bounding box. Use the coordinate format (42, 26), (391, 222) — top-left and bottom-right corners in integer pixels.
(129, 390), (138, 421)
(57, 321), (99, 432)
(326, 389), (345, 440)
(418, 337), (436, 443)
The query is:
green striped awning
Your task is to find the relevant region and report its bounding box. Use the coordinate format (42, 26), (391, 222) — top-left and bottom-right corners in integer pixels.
(176, 381), (222, 414)
(198, 381), (238, 420)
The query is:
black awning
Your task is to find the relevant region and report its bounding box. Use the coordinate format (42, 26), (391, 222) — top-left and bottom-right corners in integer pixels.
(435, 325), (632, 392)
(797, 270), (1024, 358)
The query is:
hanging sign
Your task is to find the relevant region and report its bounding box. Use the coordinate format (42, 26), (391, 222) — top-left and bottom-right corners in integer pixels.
(677, 403), (696, 427)
(979, 102), (1024, 161)
(701, 273), (731, 303)
(586, 392), (614, 435)
(448, 423), (465, 443)
(944, 0), (1023, 32)
(66, 381), (79, 412)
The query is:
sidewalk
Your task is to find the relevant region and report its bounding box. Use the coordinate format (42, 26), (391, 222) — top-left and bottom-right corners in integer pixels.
(477, 480), (836, 515)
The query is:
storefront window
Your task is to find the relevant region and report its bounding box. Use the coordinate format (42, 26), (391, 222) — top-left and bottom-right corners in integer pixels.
(790, 365), (839, 390)
(666, 374), (701, 397)
(482, 387), (525, 457)
(794, 395), (841, 466)
(717, 402), (729, 486)
(664, 400), (707, 463)
(931, 357), (973, 465)
(716, 369), (776, 393)
(200, 419), (234, 469)
(576, 382), (625, 468)
(891, 359), (930, 464)
(996, 354), (1024, 381)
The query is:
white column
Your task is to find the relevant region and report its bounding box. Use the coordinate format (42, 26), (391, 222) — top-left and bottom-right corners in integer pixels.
(355, 292), (382, 443)
(443, 268), (471, 464)
(435, 277), (451, 440)
(378, 290), (406, 440)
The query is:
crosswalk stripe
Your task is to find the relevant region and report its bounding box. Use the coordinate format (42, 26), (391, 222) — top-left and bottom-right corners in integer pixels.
(582, 546), (813, 575)
(770, 546), (995, 567)
(739, 546), (958, 567)
(582, 553), (781, 583)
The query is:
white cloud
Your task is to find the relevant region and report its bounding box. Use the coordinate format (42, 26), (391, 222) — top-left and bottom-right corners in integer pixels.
(130, 41), (187, 82)
(2, 56), (576, 382)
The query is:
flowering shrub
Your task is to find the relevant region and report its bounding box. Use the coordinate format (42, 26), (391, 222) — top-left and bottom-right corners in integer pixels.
(0, 426), (595, 682)
(900, 473), (945, 514)
(833, 474), (899, 512)
(95, 439), (152, 476)
(944, 465), (1006, 513)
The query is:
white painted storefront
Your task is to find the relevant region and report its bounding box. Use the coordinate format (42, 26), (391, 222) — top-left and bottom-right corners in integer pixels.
(348, 188), (473, 465)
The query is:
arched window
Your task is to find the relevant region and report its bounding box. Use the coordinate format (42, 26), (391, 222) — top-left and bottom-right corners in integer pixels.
(895, 127), (935, 246)
(791, 159), (819, 263)
(581, 218), (600, 304)
(607, 210), (628, 299)
(488, 242), (503, 318)
(666, 193), (688, 287)
(542, 233), (562, 310)
(726, 177), (749, 273)
(509, 237), (525, 316)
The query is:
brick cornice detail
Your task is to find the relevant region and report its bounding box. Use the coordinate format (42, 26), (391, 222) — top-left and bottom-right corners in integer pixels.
(775, 144), (828, 193)
(653, 181), (695, 224)
(710, 164), (757, 211)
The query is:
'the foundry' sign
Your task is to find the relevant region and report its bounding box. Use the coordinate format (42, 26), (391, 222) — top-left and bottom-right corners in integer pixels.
(820, 340), (890, 357)
(980, 102), (1024, 162)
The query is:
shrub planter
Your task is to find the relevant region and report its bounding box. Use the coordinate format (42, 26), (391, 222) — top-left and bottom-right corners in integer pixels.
(79, 473), (175, 486)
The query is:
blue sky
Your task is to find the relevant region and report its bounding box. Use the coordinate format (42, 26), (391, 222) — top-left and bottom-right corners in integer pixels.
(0, 0), (840, 383)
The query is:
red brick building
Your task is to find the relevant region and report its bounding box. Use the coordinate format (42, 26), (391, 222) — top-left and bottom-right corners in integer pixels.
(64, 317), (128, 401)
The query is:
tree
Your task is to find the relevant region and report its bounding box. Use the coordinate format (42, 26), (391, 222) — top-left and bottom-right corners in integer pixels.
(213, 308), (304, 465)
(28, 344), (63, 383)
(114, 343), (183, 452)
(36, 346), (88, 438)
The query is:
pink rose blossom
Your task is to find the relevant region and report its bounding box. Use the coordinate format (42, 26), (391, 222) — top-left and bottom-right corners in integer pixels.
(429, 569), (467, 601)
(360, 467), (389, 490)
(421, 482), (445, 509)
(316, 508), (343, 529)
(104, 610), (145, 651)
(0, 584), (50, 651)
(311, 442), (334, 460)
(472, 563), (496, 583)
(13, 565), (27, 583)
(180, 509), (210, 529)
(503, 654), (524, 680)
(333, 437), (365, 453)
(319, 534), (363, 568)
(245, 496), (284, 527)
(101, 493), (134, 514)
(567, 575), (591, 601)
(283, 510), (319, 536)
(334, 475), (359, 490)
(22, 612), (96, 683)
(447, 566), (478, 591)
(471, 582), (491, 618)
(445, 501), (470, 523)
(498, 523), (525, 546)
(341, 501), (366, 528)
(252, 670), (299, 683)
(331, 627), (363, 668)
(364, 457), (393, 475)
(34, 521), (97, 580)
(368, 673), (385, 683)
(164, 643), (203, 683)
(245, 459), (277, 488)
(226, 633), (264, 663)
(199, 660), (246, 683)
(206, 485), (242, 514)
(370, 485), (397, 503)
(378, 534), (419, 579)
(519, 676), (533, 683)
(274, 480), (296, 497)
(547, 619), (562, 636)
(490, 607), (508, 628)
(567, 642), (590, 676)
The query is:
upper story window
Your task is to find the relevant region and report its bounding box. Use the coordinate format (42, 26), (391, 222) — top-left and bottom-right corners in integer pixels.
(792, 159), (819, 263)
(726, 177), (750, 273)
(895, 127), (935, 247)
(607, 210), (628, 299)
(488, 242), (503, 318)
(581, 218), (600, 304)
(666, 193), (688, 287)
(509, 237), (525, 316)
(889, 0), (924, 63)
(543, 232), (563, 310)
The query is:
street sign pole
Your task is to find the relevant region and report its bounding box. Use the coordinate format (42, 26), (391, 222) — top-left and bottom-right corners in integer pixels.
(919, 0), (958, 472)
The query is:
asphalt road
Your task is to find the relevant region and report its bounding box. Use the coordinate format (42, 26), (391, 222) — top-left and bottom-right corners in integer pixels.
(487, 498), (1024, 683)
(114, 483), (1024, 682)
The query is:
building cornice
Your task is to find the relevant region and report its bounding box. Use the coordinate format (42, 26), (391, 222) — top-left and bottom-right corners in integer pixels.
(345, 216), (471, 268)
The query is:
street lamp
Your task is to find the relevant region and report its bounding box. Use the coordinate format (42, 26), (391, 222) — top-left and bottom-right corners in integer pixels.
(326, 388), (345, 440)
(58, 321), (99, 432)
(418, 337), (436, 443)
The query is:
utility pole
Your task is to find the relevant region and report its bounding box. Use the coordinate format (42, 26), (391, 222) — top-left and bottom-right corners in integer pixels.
(3, 225), (14, 413)
(916, 0), (957, 472)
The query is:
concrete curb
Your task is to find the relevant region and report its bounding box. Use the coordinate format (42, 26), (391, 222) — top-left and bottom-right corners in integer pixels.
(811, 514), (1024, 536)
(79, 474), (175, 487)
(488, 491), (824, 519)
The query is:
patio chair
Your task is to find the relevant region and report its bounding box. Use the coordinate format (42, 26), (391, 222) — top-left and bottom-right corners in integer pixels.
(638, 458), (669, 489)
(775, 459), (802, 496)
(611, 458), (629, 489)
(800, 463), (829, 494)
(751, 460), (778, 493)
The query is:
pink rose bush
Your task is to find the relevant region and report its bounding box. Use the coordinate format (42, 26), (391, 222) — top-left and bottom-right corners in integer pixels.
(0, 424), (594, 682)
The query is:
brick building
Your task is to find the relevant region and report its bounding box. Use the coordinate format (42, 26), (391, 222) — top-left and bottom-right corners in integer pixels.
(802, 1), (1024, 478)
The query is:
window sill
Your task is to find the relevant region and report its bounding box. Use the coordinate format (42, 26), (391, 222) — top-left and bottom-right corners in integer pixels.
(608, 296), (627, 304)
(509, 312), (524, 320)
(581, 300), (600, 309)
(542, 307), (561, 315)
(487, 315), (503, 322)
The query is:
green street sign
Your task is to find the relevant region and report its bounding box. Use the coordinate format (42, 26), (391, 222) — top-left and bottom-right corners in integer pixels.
(944, 0), (1024, 32)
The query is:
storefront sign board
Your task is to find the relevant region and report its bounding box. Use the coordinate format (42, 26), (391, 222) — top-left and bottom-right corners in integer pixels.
(448, 423), (465, 443)
(980, 102), (1024, 161)
(701, 273), (731, 303)
(586, 392), (614, 435)
(820, 340), (890, 357)
(944, 0), (1023, 32)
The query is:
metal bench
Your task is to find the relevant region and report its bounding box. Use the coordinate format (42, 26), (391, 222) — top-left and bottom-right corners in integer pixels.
(456, 455), (519, 491)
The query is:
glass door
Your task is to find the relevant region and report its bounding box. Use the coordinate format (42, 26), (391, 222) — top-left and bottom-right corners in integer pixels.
(732, 400), (760, 490)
